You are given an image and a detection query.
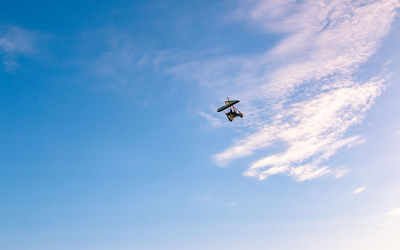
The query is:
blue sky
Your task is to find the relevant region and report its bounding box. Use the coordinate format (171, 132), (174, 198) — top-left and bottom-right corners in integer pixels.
(1, 0), (400, 249)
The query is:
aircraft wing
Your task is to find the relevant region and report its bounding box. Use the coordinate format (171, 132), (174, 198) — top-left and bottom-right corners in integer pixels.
(217, 100), (240, 112)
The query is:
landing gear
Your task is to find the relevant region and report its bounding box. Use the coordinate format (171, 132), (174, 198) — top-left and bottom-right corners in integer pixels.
(225, 107), (244, 122)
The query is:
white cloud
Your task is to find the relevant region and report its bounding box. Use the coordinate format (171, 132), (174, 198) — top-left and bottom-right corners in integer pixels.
(352, 186), (366, 194)
(215, 79), (382, 181)
(0, 25), (37, 72)
(80, 29), (182, 98)
(205, 0), (399, 181)
(333, 167), (349, 178)
(0, 26), (35, 53)
(198, 111), (224, 128)
(387, 208), (400, 216)
(142, 0), (399, 181)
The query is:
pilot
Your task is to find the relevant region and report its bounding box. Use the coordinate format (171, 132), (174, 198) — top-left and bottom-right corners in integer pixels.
(226, 108), (238, 121)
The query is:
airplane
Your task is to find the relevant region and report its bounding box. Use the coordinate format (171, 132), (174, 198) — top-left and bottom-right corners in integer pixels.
(217, 97), (244, 122)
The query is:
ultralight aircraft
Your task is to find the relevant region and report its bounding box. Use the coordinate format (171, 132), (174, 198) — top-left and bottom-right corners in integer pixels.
(217, 98), (244, 122)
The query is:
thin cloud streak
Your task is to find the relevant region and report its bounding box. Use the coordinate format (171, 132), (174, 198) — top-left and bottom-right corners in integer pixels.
(198, 111), (224, 128)
(333, 167), (349, 178)
(352, 186), (366, 194)
(0, 25), (37, 72)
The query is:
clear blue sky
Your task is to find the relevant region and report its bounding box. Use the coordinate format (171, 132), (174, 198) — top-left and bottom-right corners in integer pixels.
(1, 1), (400, 249)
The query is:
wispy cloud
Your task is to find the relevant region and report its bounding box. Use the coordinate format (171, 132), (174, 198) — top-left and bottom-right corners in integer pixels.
(76, 29), (182, 99)
(73, 1), (399, 181)
(352, 186), (366, 194)
(198, 111), (224, 128)
(0, 25), (38, 72)
(333, 167), (349, 179)
(387, 208), (400, 216)
(196, 0), (400, 181)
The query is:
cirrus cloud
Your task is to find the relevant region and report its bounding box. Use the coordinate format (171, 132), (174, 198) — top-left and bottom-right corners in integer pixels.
(213, 0), (399, 181)
(0, 25), (39, 72)
(352, 186), (366, 194)
(169, 0), (400, 181)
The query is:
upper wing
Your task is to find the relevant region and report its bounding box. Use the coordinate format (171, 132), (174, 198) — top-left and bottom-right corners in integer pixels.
(217, 100), (240, 112)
